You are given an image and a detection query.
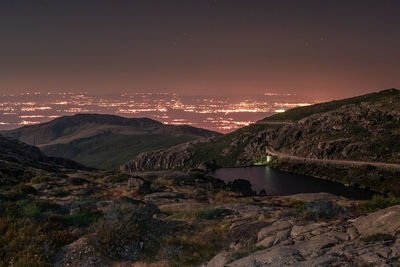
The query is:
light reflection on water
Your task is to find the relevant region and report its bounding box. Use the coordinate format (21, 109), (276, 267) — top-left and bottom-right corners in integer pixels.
(210, 166), (372, 199)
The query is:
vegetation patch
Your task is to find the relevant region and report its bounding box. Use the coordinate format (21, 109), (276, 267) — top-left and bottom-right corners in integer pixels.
(302, 210), (317, 221)
(52, 188), (70, 197)
(298, 201), (342, 221)
(282, 199), (305, 210)
(360, 195), (400, 213)
(0, 214), (76, 266)
(63, 211), (102, 227)
(106, 173), (131, 183)
(88, 202), (164, 261)
(168, 208), (233, 220)
(3, 184), (37, 201)
(227, 179), (256, 196)
(160, 224), (229, 266)
(31, 175), (53, 184)
(70, 177), (91, 186)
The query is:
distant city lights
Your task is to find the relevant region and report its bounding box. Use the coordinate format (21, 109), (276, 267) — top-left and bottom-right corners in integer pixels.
(0, 91), (319, 133)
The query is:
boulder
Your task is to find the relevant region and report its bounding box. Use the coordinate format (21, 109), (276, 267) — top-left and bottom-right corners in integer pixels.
(228, 246), (302, 267)
(327, 231), (349, 241)
(298, 235), (338, 257)
(273, 229), (291, 245)
(346, 227), (359, 240)
(229, 221), (269, 249)
(353, 205), (400, 237)
(206, 251), (230, 267)
(257, 220), (292, 241)
(256, 235), (276, 248)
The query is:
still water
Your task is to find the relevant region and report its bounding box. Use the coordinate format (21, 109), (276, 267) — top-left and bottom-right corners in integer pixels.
(209, 166), (372, 199)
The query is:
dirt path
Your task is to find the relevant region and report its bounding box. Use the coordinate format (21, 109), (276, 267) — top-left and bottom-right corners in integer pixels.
(265, 147), (400, 171)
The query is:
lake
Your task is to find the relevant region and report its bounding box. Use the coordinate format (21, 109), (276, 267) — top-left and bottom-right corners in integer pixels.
(209, 166), (373, 199)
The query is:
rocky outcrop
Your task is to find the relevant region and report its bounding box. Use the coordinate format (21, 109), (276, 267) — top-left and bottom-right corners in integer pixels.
(211, 204), (400, 266)
(353, 205), (400, 237)
(120, 141), (197, 172)
(263, 101), (400, 163)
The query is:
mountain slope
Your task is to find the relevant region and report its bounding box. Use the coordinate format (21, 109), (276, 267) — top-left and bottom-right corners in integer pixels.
(0, 135), (88, 172)
(122, 89), (400, 189)
(260, 88), (400, 122)
(121, 123), (279, 172)
(2, 114), (220, 169)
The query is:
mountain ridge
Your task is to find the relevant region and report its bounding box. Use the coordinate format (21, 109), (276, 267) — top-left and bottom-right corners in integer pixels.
(2, 114), (221, 169)
(262, 88), (400, 122)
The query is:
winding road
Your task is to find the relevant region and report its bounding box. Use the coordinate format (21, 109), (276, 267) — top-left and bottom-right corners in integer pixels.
(265, 147), (400, 171)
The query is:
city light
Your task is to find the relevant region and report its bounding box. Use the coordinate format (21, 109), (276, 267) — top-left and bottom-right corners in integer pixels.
(0, 91), (317, 133)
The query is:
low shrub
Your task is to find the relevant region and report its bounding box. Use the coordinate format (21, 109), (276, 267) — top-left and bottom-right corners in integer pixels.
(360, 195), (400, 213)
(21, 203), (42, 218)
(161, 224), (229, 266)
(70, 177), (91, 186)
(227, 179), (255, 196)
(299, 201), (342, 221)
(282, 199), (304, 210)
(169, 208), (233, 220)
(195, 208), (234, 220)
(52, 188), (69, 197)
(0, 217), (75, 266)
(88, 203), (163, 261)
(3, 184), (37, 201)
(137, 180), (152, 195)
(63, 211), (102, 227)
(31, 175), (52, 184)
(107, 173), (131, 183)
(303, 210), (317, 221)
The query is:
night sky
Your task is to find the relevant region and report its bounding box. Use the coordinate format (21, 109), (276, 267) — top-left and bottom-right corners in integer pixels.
(0, 0), (399, 98)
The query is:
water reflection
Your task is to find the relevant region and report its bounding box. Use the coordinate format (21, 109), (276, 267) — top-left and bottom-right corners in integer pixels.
(210, 166), (372, 199)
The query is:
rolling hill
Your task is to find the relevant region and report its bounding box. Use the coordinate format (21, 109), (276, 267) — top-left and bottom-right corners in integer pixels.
(2, 114), (220, 169)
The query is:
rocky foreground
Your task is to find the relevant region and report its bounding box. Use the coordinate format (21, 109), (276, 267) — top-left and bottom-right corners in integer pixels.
(12, 169), (396, 267)
(208, 200), (400, 267)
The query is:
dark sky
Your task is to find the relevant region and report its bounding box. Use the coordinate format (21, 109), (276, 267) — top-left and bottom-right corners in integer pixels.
(0, 0), (399, 98)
